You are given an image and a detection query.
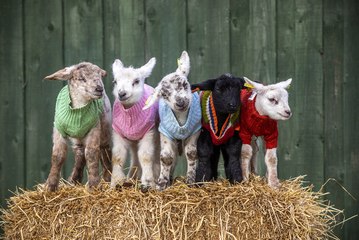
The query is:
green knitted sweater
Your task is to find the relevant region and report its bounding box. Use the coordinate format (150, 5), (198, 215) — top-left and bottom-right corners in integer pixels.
(54, 86), (103, 138)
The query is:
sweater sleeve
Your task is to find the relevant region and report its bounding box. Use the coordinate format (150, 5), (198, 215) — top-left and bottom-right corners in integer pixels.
(239, 127), (252, 145)
(264, 124), (278, 149)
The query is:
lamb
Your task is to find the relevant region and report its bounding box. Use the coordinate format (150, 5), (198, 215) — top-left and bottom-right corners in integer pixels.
(143, 51), (202, 190)
(110, 57), (160, 188)
(240, 77), (292, 188)
(44, 62), (112, 191)
(191, 74), (245, 183)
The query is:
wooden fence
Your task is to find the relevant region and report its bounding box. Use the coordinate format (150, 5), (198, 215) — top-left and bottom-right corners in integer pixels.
(0, 0), (358, 238)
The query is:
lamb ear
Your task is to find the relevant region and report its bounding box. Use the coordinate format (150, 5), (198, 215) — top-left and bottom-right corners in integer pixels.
(112, 59), (124, 76)
(273, 78), (292, 89)
(139, 57), (156, 79)
(236, 77), (246, 89)
(176, 51), (190, 77)
(44, 66), (75, 80)
(191, 78), (217, 91)
(143, 85), (161, 110)
(100, 69), (107, 77)
(243, 77), (265, 91)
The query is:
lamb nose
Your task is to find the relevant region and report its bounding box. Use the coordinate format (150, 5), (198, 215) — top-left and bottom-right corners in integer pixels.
(285, 110), (292, 116)
(96, 85), (103, 92)
(176, 101), (185, 107)
(228, 103), (236, 109)
(119, 91), (127, 98)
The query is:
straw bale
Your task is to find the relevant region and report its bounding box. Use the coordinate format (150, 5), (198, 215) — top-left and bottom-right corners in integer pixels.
(1, 176), (341, 240)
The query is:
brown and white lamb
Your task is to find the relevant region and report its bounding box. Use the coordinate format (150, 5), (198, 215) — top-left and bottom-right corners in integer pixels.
(44, 62), (112, 191)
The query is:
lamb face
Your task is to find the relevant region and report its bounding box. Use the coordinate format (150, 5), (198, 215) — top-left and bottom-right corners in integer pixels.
(158, 73), (192, 112)
(191, 73), (244, 114)
(45, 62), (107, 106)
(112, 58), (156, 108)
(244, 77), (292, 121)
(211, 74), (242, 114)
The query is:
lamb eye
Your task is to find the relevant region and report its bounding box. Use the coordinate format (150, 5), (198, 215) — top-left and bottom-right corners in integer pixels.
(133, 79), (140, 86)
(112, 80), (117, 85)
(269, 98), (278, 104)
(78, 77), (86, 82)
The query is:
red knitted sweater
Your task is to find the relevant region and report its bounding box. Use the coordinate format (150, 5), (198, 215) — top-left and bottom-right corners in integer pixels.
(239, 90), (278, 149)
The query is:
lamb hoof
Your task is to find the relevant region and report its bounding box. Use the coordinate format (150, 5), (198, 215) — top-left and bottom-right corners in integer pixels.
(67, 176), (82, 185)
(102, 171), (111, 182)
(88, 177), (100, 188)
(110, 176), (126, 189)
(46, 181), (58, 192)
(268, 178), (281, 189)
(140, 185), (151, 193)
(156, 179), (169, 191)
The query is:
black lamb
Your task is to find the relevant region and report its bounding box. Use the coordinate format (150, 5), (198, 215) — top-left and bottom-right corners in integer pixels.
(191, 73), (245, 183)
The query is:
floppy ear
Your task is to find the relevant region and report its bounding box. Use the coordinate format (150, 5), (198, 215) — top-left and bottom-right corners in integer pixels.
(138, 57), (156, 79)
(272, 78), (292, 89)
(44, 66), (75, 80)
(99, 68), (107, 78)
(176, 51), (190, 77)
(143, 84), (161, 110)
(191, 78), (217, 91)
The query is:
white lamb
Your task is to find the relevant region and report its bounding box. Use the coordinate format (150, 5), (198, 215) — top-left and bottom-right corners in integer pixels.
(240, 77), (292, 188)
(144, 51), (201, 190)
(111, 57), (160, 188)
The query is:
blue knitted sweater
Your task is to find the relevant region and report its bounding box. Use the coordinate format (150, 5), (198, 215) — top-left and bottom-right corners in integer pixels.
(159, 92), (202, 140)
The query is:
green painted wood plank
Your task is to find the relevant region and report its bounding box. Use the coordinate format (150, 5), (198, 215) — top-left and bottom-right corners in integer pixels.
(145, 0), (187, 176)
(145, 0), (187, 86)
(187, 0), (230, 176)
(343, 0), (359, 238)
(248, 0), (277, 175)
(103, 0), (146, 99)
(322, 0), (345, 238)
(64, 0), (103, 66)
(187, 0), (230, 82)
(276, 0), (297, 183)
(24, 0), (64, 189)
(229, 0), (249, 76)
(280, 0), (324, 190)
(0, 0), (25, 207)
(231, 0), (276, 176)
(246, 0), (276, 82)
(63, 0), (103, 178)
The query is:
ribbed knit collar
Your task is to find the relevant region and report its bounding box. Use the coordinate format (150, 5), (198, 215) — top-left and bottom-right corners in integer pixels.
(158, 92), (202, 140)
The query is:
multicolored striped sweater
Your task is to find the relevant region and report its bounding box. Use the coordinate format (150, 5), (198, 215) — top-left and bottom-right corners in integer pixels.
(200, 91), (240, 145)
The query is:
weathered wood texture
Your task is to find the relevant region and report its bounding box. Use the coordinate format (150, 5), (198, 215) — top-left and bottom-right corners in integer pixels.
(0, 1), (358, 238)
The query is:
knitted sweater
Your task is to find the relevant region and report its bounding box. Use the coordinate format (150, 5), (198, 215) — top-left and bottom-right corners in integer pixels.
(200, 91), (240, 145)
(54, 86), (103, 138)
(112, 84), (158, 141)
(159, 92), (202, 140)
(239, 90), (278, 149)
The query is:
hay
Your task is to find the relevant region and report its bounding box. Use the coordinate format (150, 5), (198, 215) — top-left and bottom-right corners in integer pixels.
(1, 176), (341, 240)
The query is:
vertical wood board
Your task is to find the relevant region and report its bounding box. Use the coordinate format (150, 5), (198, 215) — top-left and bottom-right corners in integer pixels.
(0, 0), (25, 207)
